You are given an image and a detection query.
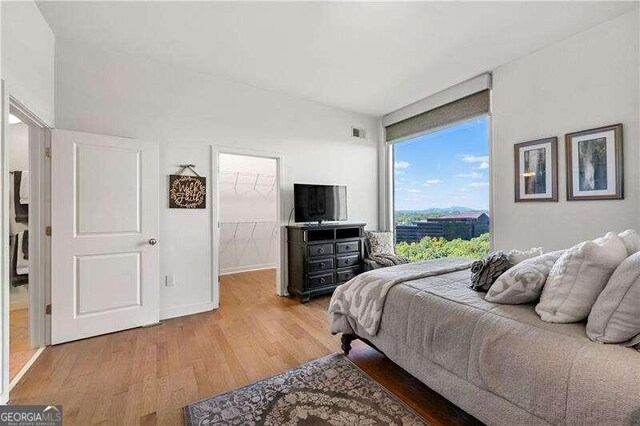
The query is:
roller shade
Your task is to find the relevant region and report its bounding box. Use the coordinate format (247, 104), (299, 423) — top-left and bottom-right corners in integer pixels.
(385, 89), (490, 142)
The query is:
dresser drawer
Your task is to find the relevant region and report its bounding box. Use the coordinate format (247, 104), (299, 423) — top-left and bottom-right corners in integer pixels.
(336, 267), (360, 282)
(308, 258), (334, 273)
(308, 272), (334, 288)
(336, 241), (359, 254)
(336, 255), (359, 269)
(308, 243), (334, 258)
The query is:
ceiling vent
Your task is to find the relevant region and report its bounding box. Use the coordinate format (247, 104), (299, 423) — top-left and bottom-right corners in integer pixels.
(351, 127), (366, 140)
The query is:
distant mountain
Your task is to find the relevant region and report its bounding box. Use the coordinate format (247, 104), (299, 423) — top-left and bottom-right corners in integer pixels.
(396, 207), (485, 214)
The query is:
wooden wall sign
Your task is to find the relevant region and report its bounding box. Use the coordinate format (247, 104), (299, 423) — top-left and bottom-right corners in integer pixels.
(169, 175), (206, 209)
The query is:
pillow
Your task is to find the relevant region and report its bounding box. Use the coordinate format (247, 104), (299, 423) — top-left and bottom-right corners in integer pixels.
(618, 229), (640, 256)
(469, 252), (510, 292)
(506, 247), (543, 266)
(586, 251), (640, 345)
(364, 231), (394, 256)
(485, 250), (564, 304)
(536, 232), (628, 323)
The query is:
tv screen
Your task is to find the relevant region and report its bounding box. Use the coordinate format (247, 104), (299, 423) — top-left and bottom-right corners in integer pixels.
(294, 184), (347, 223)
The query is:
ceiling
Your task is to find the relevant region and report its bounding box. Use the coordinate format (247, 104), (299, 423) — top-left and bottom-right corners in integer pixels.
(37, 1), (638, 116)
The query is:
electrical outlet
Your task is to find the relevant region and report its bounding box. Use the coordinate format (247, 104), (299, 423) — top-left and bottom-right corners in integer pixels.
(165, 275), (175, 286)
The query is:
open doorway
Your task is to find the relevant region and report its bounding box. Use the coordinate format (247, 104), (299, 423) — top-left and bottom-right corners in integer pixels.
(7, 103), (48, 388)
(215, 152), (281, 304)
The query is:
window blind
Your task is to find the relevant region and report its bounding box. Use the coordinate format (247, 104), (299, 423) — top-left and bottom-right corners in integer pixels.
(385, 89), (490, 143)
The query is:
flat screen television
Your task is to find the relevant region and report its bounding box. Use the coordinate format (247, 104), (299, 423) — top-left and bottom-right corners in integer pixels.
(294, 184), (347, 224)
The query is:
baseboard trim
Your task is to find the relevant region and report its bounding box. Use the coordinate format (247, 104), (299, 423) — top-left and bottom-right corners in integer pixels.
(220, 264), (276, 275)
(9, 346), (46, 392)
(160, 301), (215, 321)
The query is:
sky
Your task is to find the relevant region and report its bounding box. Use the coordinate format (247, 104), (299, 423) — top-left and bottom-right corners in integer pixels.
(393, 116), (490, 211)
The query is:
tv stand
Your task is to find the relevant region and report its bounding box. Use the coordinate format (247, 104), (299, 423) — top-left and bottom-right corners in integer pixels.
(286, 223), (366, 303)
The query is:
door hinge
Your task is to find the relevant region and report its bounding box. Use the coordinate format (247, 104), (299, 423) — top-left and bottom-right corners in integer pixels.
(45, 226), (52, 236)
(45, 147), (52, 158)
(45, 304), (51, 315)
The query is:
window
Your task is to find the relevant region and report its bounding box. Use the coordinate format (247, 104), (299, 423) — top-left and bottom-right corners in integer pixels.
(392, 116), (490, 261)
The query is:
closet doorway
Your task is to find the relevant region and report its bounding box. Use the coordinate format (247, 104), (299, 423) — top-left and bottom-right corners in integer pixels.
(7, 102), (48, 388)
(214, 149), (282, 306)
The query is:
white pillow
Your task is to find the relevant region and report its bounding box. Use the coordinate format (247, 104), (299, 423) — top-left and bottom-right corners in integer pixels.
(506, 247), (543, 266)
(587, 251), (640, 345)
(536, 232), (628, 323)
(618, 229), (640, 256)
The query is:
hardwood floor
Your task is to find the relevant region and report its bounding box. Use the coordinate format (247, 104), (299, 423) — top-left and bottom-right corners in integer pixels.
(10, 307), (39, 381)
(10, 269), (479, 425)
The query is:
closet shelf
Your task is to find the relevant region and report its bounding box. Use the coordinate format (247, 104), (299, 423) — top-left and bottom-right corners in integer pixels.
(219, 170), (276, 192)
(220, 220), (279, 238)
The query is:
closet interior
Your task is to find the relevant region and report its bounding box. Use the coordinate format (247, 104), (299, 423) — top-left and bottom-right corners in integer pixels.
(8, 113), (37, 381)
(218, 153), (278, 281)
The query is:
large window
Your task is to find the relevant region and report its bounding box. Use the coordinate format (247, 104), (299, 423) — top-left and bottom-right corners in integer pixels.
(393, 116), (490, 261)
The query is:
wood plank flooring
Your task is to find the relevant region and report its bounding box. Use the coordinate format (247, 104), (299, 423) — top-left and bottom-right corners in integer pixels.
(10, 269), (479, 425)
(10, 307), (39, 380)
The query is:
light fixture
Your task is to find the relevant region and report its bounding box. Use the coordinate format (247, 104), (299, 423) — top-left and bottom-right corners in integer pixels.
(9, 114), (21, 124)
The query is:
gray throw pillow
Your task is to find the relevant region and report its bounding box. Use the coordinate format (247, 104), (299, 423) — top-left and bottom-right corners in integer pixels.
(469, 252), (510, 292)
(587, 251), (640, 345)
(485, 250), (564, 304)
(365, 231), (394, 256)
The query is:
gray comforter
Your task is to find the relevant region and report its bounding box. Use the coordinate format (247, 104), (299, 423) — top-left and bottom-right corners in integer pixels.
(329, 259), (640, 425)
(328, 257), (472, 336)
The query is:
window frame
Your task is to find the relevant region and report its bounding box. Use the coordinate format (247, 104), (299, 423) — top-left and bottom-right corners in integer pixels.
(384, 113), (494, 250)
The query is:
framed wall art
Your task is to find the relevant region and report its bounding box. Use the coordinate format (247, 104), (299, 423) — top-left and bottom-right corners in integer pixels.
(566, 123), (623, 201)
(169, 164), (207, 209)
(514, 137), (558, 202)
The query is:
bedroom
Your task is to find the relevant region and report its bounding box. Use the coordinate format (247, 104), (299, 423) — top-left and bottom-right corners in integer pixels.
(1, 1), (639, 425)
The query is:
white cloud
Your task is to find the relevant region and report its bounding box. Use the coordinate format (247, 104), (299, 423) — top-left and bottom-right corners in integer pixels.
(468, 182), (489, 188)
(461, 155), (489, 164)
(478, 161), (489, 169)
(455, 171), (482, 179)
(423, 179), (444, 186)
(405, 188), (421, 193)
(394, 160), (410, 170)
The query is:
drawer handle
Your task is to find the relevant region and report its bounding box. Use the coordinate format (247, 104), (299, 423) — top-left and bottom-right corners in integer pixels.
(320, 277), (326, 284)
(318, 247), (324, 253)
(345, 245), (350, 250)
(319, 262), (325, 268)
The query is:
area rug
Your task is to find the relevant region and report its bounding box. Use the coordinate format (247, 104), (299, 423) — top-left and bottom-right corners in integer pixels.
(183, 353), (428, 425)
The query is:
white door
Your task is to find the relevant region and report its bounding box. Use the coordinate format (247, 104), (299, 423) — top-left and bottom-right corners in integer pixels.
(51, 130), (159, 344)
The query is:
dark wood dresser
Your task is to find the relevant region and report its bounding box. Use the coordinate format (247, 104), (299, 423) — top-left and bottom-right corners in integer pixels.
(286, 223), (366, 303)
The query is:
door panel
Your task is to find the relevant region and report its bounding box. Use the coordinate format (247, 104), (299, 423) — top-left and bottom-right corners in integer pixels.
(76, 144), (141, 235)
(51, 130), (159, 344)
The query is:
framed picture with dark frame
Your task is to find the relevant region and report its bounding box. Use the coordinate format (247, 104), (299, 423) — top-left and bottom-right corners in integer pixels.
(566, 123), (623, 201)
(514, 137), (558, 202)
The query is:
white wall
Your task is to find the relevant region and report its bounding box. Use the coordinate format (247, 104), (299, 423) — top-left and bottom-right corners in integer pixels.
(219, 154), (277, 275)
(1, 1), (55, 126)
(492, 10), (639, 251)
(55, 39), (380, 318)
(9, 123), (28, 172)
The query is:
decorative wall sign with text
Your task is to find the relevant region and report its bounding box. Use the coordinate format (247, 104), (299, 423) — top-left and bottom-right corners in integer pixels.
(169, 175), (206, 209)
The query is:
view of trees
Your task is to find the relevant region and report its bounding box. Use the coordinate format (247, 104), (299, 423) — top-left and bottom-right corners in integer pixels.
(396, 233), (490, 262)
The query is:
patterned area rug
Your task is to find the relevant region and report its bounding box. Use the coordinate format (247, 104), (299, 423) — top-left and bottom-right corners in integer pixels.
(183, 353), (428, 425)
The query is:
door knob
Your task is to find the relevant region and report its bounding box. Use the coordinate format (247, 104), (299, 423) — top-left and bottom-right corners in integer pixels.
(149, 238), (158, 246)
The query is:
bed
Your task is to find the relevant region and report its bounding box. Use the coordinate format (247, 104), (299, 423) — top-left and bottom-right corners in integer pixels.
(329, 259), (640, 425)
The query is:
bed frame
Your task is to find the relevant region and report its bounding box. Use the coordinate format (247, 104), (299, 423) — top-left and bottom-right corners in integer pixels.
(340, 333), (383, 355)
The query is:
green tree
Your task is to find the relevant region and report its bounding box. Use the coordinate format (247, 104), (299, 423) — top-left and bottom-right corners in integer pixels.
(396, 233), (490, 262)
